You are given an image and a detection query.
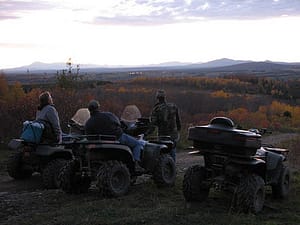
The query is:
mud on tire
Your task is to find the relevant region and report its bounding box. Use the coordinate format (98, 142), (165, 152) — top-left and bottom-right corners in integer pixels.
(182, 165), (210, 202)
(97, 160), (130, 197)
(153, 155), (176, 187)
(59, 160), (91, 194)
(42, 159), (67, 189)
(7, 151), (33, 179)
(232, 174), (265, 214)
(272, 165), (290, 199)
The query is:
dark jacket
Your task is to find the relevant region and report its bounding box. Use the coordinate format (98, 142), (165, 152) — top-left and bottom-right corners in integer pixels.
(85, 111), (123, 139)
(150, 101), (181, 141)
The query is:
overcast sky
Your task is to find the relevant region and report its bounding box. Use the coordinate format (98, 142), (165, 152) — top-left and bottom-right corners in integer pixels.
(1, 0), (300, 69)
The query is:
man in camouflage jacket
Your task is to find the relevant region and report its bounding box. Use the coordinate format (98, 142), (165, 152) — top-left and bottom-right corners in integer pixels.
(149, 89), (181, 162)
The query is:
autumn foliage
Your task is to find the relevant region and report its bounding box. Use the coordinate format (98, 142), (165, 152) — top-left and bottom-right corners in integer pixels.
(1, 74), (300, 142)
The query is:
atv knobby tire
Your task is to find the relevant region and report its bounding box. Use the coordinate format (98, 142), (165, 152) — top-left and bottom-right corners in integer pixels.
(182, 165), (210, 202)
(153, 155), (176, 187)
(7, 151), (33, 179)
(97, 160), (130, 197)
(272, 165), (290, 199)
(60, 160), (91, 194)
(42, 159), (67, 189)
(232, 174), (265, 214)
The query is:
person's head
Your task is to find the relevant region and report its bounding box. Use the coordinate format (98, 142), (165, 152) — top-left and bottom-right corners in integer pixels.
(39, 91), (53, 108)
(88, 100), (100, 114)
(156, 89), (166, 103)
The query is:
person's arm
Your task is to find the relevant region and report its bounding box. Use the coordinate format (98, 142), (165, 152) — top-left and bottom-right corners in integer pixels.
(147, 108), (158, 136)
(47, 107), (62, 142)
(84, 120), (91, 134)
(109, 113), (122, 127)
(150, 106), (159, 126)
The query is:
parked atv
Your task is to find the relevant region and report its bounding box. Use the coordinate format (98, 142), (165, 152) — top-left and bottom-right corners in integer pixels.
(59, 106), (176, 197)
(183, 117), (290, 214)
(7, 139), (73, 189)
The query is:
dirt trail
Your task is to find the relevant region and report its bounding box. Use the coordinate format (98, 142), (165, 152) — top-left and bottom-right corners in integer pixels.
(261, 133), (298, 146)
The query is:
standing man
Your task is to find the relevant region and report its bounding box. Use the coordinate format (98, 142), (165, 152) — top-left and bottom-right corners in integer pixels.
(149, 90), (181, 162)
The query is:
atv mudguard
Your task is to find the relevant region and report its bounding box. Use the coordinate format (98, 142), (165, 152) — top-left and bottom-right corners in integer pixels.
(229, 157), (266, 166)
(35, 144), (73, 159)
(84, 143), (135, 168)
(8, 139), (24, 150)
(8, 139), (73, 164)
(141, 142), (168, 172)
(256, 147), (286, 184)
(227, 156), (267, 182)
(256, 147), (285, 170)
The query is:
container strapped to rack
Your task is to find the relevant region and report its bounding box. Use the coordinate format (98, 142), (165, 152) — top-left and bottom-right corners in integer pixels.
(20, 121), (45, 144)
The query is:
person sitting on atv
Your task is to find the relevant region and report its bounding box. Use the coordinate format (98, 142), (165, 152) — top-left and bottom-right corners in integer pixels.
(84, 100), (145, 172)
(36, 91), (62, 143)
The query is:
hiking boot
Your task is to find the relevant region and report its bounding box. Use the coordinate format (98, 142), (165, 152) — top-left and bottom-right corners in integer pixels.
(134, 161), (145, 174)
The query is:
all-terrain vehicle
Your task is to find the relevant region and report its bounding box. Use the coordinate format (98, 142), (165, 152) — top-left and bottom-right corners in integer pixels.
(7, 139), (73, 189)
(183, 117), (290, 214)
(59, 106), (176, 197)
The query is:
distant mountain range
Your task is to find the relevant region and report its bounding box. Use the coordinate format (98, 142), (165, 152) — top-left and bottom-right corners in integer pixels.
(2, 58), (300, 74)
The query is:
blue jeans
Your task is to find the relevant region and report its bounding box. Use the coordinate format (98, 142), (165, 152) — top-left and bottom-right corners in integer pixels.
(170, 147), (176, 162)
(119, 133), (144, 161)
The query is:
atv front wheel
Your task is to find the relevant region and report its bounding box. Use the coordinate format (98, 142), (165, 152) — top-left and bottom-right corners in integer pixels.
(272, 165), (290, 199)
(59, 160), (91, 194)
(7, 151), (33, 179)
(182, 165), (210, 202)
(153, 155), (176, 187)
(42, 159), (67, 189)
(232, 174), (265, 214)
(97, 160), (131, 197)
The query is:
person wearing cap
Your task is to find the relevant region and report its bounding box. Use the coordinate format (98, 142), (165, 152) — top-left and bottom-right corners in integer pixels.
(36, 91), (62, 143)
(84, 100), (145, 172)
(149, 90), (181, 162)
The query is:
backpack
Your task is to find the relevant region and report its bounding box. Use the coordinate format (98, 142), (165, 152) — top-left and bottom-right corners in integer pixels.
(20, 121), (45, 144)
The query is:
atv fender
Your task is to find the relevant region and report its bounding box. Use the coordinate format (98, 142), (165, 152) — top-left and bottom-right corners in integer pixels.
(141, 142), (168, 172)
(266, 151), (285, 170)
(257, 148), (284, 170)
(8, 139), (24, 150)
(229, 157), (266, 181)
(258, 148), (286, 184)
(149, 140), (174, 154)
(36, 145), (73, 160)
(229, 157), (265, 166)
(85, 143), (135, 169)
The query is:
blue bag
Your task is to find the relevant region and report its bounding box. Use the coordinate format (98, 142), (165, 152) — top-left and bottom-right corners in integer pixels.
(20, 121), (45, 144)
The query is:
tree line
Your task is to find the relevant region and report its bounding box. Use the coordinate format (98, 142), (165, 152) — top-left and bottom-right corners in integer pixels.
(1, 74), (300, 143)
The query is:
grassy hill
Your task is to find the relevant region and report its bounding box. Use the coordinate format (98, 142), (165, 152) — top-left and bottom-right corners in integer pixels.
(0, 138), (300, 225)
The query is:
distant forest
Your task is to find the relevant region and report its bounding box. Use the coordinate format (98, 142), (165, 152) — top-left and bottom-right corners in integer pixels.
(1, 73), (300, 143)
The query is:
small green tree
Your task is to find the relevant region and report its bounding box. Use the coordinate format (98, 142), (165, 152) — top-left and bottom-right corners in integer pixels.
(283, 111), (292, 118)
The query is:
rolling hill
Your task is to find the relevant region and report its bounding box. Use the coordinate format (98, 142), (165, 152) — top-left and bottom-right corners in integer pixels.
(2, 58), (300, 74)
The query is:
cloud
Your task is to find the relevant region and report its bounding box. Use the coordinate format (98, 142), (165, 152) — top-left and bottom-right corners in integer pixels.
(0, 0), (56, 21)
(1, 0), (300, 24)
(91, 0), (300, 25)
